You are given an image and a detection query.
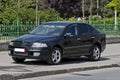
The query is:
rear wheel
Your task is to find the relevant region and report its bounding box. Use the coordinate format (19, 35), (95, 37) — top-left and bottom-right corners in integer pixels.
(88, 45), (101, 61)
(12, 57), (25, 63)
(47, 47), (62, 65)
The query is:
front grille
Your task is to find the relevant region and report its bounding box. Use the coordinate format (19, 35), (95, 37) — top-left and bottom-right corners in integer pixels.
(13, 41), (31, 47)
(14, 52), (28, 56)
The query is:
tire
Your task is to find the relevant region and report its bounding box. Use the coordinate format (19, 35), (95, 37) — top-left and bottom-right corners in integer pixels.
(12, 57), (25, 63)
(88, 45), (101, 61)
(47, 47), (62, 65)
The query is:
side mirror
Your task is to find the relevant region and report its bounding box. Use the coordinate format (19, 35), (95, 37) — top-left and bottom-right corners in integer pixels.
(64, 33), (74, 38)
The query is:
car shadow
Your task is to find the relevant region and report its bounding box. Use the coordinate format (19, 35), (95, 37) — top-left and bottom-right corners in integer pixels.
(60, 57), (110, 65)
(13, 60), (48, 65)
(13, 57), (110, 66)
(99, 57), (110, 61)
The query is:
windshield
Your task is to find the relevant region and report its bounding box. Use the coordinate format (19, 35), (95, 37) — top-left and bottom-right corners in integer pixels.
(30, 24), (66, 36)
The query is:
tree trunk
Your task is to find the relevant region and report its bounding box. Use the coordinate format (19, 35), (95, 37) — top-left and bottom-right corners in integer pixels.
(97, 0), (99, 16)
(89, 0), (93, 24)
(36, 0), (38, 26)
(82, 0), (85, 18)
(82, 0), (85, 22)
(114, 9), (117, 30)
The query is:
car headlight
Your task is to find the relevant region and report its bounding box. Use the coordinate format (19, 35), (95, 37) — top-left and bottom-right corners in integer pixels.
(9, 42), (13, 46)
(32, 42), (47, 48)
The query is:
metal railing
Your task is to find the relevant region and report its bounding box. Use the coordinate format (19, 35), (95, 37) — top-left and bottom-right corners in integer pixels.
(92, 24), (120, 37)
(0, 22), (120, 41)
(0, 22), (36, 41)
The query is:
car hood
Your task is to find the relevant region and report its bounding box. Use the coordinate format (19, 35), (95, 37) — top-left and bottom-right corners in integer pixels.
(14, 34), (57, 42)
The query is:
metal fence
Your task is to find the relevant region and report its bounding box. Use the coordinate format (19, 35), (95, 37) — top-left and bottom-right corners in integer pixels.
(92, 24), (120, 37)
(0, 22), (120, 41)
(0, 22), (36, 41)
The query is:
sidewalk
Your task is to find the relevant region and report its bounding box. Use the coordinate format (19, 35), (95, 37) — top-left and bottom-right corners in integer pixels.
(0, 54), (120, 80)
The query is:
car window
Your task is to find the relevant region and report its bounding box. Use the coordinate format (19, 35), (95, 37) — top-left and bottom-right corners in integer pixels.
(30, 24), (65, 36)
(87, 24), (99, 33)
(77, 23), (89, 35)
(66, 24), (77, 36)
(87, 24), (95, 33)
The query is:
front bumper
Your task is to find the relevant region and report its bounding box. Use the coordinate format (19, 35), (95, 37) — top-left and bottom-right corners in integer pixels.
(8, 47), (51, 60)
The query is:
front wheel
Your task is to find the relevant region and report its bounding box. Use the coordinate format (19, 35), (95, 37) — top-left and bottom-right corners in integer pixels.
(47, 47), (62, 65)
(88, 45), (101, 61)
(12, 57), (25, 63)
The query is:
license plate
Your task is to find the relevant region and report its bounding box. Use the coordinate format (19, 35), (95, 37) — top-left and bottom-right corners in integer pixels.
(14, 48), (26, 52)
(33, 52), (40, 56)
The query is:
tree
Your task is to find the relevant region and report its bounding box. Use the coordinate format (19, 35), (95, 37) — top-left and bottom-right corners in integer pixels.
(45, 0), (114, 18)
(46, 0), (82, 18)
(107, 0), (120, 30)
(0, 0), (34, 23)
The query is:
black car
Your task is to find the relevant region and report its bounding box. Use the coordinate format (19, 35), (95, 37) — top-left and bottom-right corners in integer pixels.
(8, 22), (106, 64)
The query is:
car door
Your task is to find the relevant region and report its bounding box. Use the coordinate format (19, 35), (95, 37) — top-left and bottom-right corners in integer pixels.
(76, 23), (95, 54)
(63, 24), (79, 57)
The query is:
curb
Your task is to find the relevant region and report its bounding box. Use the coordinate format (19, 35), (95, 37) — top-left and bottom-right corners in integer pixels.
(0, 41), (9, 51)
(106, 37), (120, 44)
(0, 63), (120, 80)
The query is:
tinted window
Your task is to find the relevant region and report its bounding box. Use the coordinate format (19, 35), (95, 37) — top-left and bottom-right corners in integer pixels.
(87, 24), (98, 33)
(87, 24), (94, 33)
(77, 24), (89, 35)
(30, 24), (65, 36)
(66, 24), (77, 36)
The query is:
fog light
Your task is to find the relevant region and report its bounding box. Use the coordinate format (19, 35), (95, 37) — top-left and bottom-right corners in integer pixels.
(33, 52), (40, 56)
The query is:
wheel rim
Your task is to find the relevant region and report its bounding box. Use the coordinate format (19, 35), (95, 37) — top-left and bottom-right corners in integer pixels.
(93, 46), (100, 60)
(52, 50), (61, 64)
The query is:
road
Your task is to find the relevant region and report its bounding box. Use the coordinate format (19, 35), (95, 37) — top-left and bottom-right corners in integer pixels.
(20, 67), (120, 80)
(0, 43), (120, 79)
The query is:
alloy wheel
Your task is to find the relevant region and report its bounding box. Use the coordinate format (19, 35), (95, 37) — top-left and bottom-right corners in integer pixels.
(52, 49), (61, 64)
(93, 46), (101, 60)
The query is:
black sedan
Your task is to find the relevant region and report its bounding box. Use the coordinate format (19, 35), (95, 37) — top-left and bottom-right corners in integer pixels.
(8, 22), (106, 64)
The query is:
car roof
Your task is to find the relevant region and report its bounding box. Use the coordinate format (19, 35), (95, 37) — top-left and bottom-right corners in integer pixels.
(45, 21), (78, 24)
(46, 21), (78, 24)
(43, 21), (86, 25)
